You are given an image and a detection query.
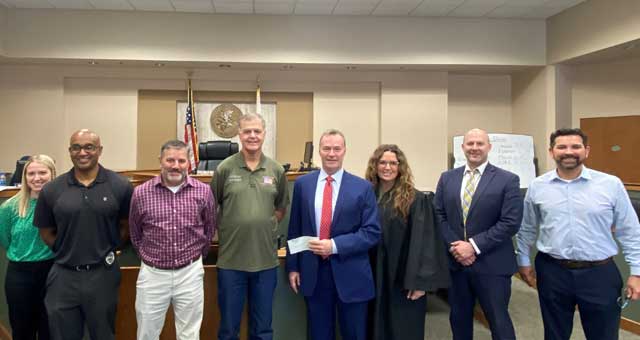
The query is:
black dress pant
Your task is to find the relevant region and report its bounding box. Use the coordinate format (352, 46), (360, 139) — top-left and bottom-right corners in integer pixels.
(5, 259), (54, 340)
(45, 261), (121, 340)
(536, 252), (622, 340)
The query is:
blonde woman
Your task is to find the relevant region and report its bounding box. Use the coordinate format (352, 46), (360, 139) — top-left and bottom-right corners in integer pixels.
(365, 145), (449, 340)
(0, 155), (56, 340)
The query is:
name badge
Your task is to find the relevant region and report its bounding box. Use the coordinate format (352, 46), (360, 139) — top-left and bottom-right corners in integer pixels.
(263, 176), (274, 185)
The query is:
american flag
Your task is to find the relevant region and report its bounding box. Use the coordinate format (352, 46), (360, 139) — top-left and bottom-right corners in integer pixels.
(184, 79), (199, 173)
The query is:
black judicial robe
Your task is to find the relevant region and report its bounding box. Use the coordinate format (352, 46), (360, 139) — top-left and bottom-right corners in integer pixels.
(369, 190), (449, 340)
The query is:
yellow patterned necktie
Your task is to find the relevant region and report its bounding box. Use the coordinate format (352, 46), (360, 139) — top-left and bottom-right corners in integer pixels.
(462, 169), (479, 239)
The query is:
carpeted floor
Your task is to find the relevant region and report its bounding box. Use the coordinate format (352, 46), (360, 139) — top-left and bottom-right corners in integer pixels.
(425, 278), (640, 339)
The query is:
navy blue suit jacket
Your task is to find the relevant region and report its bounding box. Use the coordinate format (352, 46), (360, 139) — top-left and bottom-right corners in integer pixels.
(434, 163), (522, 276)
(285, 170), (381, 303)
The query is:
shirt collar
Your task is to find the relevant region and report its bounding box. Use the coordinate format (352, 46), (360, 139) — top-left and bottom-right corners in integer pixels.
(235, 152), (266, 170)
(152, 174), (194, 189)
(67, 164), (106, 186)
(464, 160), (489, 176)
(319, 168), (344, 185)
(549, 166), (592, 183)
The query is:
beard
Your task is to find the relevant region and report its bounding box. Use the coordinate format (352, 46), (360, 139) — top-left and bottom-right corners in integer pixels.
(556, 155), (583, 170)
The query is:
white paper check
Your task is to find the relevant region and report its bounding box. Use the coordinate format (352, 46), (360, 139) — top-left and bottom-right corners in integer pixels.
(287, 236), (318, 254)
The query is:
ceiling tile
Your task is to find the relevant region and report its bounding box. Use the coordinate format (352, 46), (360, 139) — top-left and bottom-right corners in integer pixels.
(410, 2), (459, 16)
(448, 4), (497, 17)
(4, 0), (54, 9)
(373, 1), (420, 16)
(88, 0), (134, 10)
(543, 0), (584, 7)
(520, 5), (564, 17)
(171, 0), (213, 13)
(294, 3), (334, 14)
(128, 0), (174, 11)
(502, 0), (546, 5)
(48, 0), (94, 9)
(333, 2), (375, 15)
(214, 1), (252, 13)
(463, 0), (507, 5)
(486, 4), (533, 17)
(255, 2), (294, 14)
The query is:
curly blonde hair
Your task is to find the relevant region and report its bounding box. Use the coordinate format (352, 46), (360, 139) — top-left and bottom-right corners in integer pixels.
(365, 144), (415, 221)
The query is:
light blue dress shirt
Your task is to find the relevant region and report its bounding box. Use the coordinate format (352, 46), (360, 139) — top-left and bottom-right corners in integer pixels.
(516, 166), (640, 275)
(315, 168), (344, 254)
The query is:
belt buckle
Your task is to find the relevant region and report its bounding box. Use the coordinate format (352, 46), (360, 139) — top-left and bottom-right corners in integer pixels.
(74, 264), (91, 271)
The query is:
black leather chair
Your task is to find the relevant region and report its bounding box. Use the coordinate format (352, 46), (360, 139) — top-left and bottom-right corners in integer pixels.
(10, 155), (30, 186)
(197, 141), (239, 171)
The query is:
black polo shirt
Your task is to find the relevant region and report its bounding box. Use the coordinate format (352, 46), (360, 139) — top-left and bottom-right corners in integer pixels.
(34, 165), (133, 266)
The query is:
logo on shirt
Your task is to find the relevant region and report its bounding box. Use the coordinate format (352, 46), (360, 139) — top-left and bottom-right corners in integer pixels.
(227, 175), (243, 183)
(263, 176), (274, 185)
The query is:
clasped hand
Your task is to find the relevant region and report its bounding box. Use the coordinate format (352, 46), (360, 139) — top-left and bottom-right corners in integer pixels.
(450, 240), (476, 266)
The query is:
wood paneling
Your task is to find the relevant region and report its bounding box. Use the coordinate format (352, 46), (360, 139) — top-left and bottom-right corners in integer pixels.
(581, 115), (640, 184)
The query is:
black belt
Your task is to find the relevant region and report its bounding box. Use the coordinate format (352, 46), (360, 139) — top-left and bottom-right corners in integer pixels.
(541, 252), (612, 270)
(143, 257), (200, 270)
(59, 262), (103, 272)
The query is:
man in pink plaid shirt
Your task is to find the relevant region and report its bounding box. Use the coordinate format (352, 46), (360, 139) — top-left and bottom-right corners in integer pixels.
(129, 140), (216, 340)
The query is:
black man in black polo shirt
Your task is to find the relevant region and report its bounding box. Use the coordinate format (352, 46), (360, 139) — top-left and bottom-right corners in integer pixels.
(34, 129), (133, 340)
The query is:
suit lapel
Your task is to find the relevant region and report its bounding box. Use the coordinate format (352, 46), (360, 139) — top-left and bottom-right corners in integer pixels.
(468, 163), (496, 217)
(331, 172), (348, 235)
(452, 167), (465, 219)
(307, 171), (320, 234)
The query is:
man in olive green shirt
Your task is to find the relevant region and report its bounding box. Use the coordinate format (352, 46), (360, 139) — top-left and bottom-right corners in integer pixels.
(211, 113), (289, 340)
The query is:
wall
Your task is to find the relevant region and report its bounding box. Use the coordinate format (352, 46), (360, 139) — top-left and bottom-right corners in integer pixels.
(0, 63), (521, 191)
(137, 90), (313, 170)
(0, 66), (66, 170)
(3, 9), (546, 66)
(447, 74), (512, 154)
(380, 73), (448, 190)
(547, 0), (640, 63)
(0, 6), (6, 55)
(511, 67), (554, 176)
(571, 58), (640, 126)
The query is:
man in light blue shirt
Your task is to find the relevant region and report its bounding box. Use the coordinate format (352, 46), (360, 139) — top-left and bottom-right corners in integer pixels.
(516, 128), (640, 340)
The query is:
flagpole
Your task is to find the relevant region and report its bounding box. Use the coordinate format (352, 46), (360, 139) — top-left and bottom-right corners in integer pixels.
(256, 75), (262, 115)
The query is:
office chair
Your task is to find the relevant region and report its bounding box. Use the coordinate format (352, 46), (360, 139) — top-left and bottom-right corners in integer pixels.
(10, 155), (30, 186)
(197, 141), (239, 171)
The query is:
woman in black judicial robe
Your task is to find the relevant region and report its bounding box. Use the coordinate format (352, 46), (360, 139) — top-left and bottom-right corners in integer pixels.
(365, 144), (449, 340)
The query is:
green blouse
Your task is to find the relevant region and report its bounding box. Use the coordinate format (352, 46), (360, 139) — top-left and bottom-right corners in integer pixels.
(0, 197), (54, 262)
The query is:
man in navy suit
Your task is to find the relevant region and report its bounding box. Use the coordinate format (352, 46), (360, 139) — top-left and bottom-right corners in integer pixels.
(286, 129), (381, 340)
(434, 128), (523, 340)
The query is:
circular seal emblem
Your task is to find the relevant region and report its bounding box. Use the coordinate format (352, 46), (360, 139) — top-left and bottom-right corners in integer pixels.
(210, 104), (243, 138)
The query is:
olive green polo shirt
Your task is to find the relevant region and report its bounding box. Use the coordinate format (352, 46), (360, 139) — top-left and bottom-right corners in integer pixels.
(211, 152), (289, 271)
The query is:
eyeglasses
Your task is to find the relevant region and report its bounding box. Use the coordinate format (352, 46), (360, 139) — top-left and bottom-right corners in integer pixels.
(378, 160), (399, 167)
(69, 144), (99, 153)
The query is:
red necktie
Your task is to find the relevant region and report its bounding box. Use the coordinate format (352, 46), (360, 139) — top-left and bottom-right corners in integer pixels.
(319, 176), (333, 241)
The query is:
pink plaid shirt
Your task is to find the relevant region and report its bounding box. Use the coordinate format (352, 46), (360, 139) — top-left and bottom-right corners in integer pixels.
(129, 175), (216, 269)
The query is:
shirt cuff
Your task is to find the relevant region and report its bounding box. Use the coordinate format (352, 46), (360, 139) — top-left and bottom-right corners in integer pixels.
(630, 266), (640, 276)
(469, 238), (481, 255)
(517, 254), (532, 267)
(331, 239), (338, 254)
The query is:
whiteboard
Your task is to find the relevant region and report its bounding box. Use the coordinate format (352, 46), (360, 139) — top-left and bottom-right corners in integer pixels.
(453, 134), (536, 188)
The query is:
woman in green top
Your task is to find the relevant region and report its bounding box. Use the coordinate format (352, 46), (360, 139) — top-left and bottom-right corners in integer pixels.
(0, 154), (56, 340)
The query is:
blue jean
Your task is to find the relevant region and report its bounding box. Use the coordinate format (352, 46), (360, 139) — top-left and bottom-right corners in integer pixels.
(217, 267), (278, 340)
